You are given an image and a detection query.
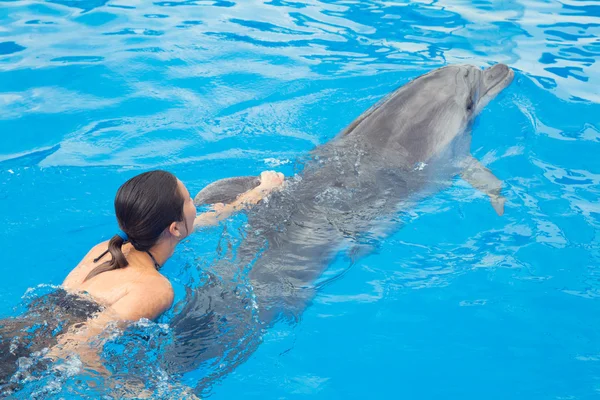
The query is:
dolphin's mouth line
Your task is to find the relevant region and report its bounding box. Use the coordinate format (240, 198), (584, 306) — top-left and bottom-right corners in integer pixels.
(481, 67), (514, 99)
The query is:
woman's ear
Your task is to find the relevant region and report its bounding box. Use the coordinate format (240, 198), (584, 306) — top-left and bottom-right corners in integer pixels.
(169, 221), (182, 239)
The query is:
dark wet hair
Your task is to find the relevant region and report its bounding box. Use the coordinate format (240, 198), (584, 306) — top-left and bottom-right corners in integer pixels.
(84, 170), (186, 282)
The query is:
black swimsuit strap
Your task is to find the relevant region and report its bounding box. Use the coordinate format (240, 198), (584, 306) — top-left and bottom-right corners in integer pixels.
(146, 250), (162, 271)
(93, 249), (110, 263)
(93, 244), (161, 271)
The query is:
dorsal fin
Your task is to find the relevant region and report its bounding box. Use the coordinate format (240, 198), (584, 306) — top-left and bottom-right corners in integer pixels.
(194, 176), (260, 206)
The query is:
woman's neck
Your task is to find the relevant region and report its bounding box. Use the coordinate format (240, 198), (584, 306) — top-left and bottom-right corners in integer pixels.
(146, 238), (176, 269)
(127, 240), (175, 271)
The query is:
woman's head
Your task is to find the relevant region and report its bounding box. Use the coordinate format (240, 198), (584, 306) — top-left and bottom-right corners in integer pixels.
(115, 170), (195, 250)
(85, 170), (196, 281)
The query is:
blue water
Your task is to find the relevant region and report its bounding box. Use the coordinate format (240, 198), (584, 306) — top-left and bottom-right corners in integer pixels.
(1, 0), (599, 398)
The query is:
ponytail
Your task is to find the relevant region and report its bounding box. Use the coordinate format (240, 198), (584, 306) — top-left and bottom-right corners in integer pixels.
(83, 234), (129, 282)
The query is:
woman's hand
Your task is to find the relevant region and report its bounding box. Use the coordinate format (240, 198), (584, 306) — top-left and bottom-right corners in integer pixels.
(237, 170), (285, 205)
(194, 171), (285, 229)
(212, 171), (284, 208)
(252, 170), (285, 199)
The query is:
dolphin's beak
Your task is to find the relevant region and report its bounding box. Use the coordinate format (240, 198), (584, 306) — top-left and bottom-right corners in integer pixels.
(482, 64), (514, 98)
(476, 64), (514, 113)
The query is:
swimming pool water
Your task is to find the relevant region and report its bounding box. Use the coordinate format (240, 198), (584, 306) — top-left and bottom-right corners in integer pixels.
(1, 0), (599, 398)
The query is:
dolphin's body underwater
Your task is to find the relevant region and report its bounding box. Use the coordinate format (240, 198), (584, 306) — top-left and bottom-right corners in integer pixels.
(164, 64), (514, 389)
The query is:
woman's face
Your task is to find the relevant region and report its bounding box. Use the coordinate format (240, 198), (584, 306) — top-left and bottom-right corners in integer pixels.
(177, 179), (197, 238)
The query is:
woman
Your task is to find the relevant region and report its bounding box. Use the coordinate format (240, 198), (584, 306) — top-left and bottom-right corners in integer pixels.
(64, 169), (283, 321)
(0, 169), (284, 392)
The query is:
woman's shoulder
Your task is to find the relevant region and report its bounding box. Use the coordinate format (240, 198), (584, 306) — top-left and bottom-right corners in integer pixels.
(63, 241), (111, 289)
(111, 274), (174, 321)
(137, 273), (174, 299)
(87, 240), (111, 256)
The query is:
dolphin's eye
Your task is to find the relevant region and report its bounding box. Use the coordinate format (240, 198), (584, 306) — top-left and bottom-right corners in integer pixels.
(466, 99), (474, 111)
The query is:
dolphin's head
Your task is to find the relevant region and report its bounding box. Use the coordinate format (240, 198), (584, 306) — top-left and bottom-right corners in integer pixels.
(427, 63), (514, 125)
(385, 63), (514, 162)
(337, 63), (514, 164)
(473, 63), (514, 114)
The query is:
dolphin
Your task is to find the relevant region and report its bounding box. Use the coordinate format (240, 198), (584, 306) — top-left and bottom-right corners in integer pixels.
(163, 63), (514, 390)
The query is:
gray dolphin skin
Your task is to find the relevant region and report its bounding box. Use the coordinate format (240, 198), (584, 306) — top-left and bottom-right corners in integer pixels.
(194, 176), (261, 205)
(165, 64), (514, 390)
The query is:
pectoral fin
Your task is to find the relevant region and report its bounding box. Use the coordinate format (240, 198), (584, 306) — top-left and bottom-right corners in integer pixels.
(194, 176), (260, 206)
(460, 156), (506, 216)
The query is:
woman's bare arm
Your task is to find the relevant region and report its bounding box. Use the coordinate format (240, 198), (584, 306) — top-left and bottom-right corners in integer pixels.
(194, 171), (284, 229)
